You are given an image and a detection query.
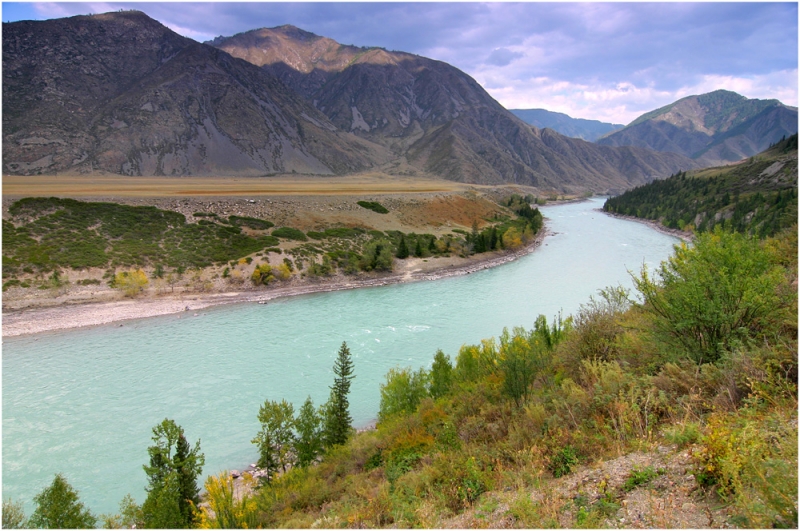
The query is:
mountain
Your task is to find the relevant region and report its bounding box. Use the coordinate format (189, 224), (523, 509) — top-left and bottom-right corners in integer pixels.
(212, 26), (696, 192)
(597, 90), (798, 166)
(2, 12), (390, 176)
(3, 13), (696, 192)
(510, 109), (623, 141)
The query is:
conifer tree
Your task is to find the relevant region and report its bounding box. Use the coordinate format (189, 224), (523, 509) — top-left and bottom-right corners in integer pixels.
(324, 342), (355, 448)
(294, 396), (324, 468)
(396, 234), (409, 259)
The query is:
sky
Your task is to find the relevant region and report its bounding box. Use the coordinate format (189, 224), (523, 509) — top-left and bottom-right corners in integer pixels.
(2, 2), (798, 125)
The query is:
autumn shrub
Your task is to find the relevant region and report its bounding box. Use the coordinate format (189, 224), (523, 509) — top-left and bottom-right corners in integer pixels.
(114, 268), (149, 297)
(196, 472), (259, 529)
(694, 406), (797, 528)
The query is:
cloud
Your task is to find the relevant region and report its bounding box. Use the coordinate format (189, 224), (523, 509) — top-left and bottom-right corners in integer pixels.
(9, 2), (798, 123)
(485, 48), (523, 67)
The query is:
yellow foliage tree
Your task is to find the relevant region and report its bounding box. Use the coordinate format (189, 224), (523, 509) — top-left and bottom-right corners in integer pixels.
(275, 262), (292, 280)
(196, 472), (259, 529)
(502, 227), (523, 249)
(251, 264), (274, 285)
(114, 269), (149, 297)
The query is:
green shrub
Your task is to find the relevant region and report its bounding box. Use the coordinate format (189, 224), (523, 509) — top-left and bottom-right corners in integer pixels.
(548, 445), (579, 478)
(622, 466), (661, 491)
(272, 227), (308, 241)
(228, 216), (274, 230)
(357, 201), (389, 214)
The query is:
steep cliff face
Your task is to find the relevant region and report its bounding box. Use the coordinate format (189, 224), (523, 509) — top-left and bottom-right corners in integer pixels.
(3, 12), (390, 176)
(597, 90), (798, 166)
(214, 26), (697, 191)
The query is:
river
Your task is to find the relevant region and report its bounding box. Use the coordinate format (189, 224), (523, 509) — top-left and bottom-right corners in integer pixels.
(2, 197), (680, 514)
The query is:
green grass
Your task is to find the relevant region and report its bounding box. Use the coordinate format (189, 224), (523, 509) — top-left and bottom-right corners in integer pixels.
(2, 197), (279, 277)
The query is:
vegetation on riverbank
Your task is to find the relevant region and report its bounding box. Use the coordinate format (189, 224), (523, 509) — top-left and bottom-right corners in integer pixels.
(603, 134), (798, 237)
(5, 223), (795, 528)
(2, 194), (542, 295)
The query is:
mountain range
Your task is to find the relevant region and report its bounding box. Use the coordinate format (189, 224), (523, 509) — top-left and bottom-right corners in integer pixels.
(597, 90), (797, 166)
(6, 11), (791, 194)
(509, 109), (623, 142)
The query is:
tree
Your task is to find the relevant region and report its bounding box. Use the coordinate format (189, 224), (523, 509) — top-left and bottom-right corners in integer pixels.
(100, 494), (144, 529)
(251, 263), (275, 285)
(396, 234), (409, 259)
(28, 474), (97, 529)
(142, 419), (204, 528)
(3, 498), (28, 529)
(324, 342), (355, 448)
(252, 399), (296, 481)
(294, 396), (324, 468)
(429, 349), (453, 399)
(378, 367), (429, 422)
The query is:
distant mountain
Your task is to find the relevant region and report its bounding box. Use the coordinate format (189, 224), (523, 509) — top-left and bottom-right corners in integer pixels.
(597, 90), (798, 166)
(212, 26), (695, 192)
(510, 109), (623, 141)
(2, 12), (389, 176)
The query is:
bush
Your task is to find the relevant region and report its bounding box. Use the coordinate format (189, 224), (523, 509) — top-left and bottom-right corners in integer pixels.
(379, 367), (429, 422)
(634, 230), (786, 365)
(357, 201), (389, 214)
(548, 445), (579, 478)
(272, 227), (308, 241)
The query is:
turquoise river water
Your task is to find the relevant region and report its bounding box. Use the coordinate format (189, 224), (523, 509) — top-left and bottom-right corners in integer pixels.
(2, 197), (680, 514)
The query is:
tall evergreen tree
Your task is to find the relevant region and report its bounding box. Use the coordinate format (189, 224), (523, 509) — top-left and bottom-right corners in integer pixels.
(396, 234), (409, 259)
(324, 342), (355, 448)
(142, 419), (204, 528)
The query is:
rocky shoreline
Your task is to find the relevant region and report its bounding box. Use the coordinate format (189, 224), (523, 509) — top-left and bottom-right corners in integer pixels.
(2, 230), (547, 338)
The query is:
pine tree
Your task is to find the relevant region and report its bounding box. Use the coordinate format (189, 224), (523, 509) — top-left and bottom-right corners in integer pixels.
(324, 342), (355, 448)
(396, 234), (409, 259)
(414, 238), (424, 257)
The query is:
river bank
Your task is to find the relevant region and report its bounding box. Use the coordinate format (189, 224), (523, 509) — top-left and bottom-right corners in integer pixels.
(602, 210), (694, 241)
(2, 229), (547, 338)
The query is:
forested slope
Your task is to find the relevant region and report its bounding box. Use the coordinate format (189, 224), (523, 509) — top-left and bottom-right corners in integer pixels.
(604, 134), (798, 237)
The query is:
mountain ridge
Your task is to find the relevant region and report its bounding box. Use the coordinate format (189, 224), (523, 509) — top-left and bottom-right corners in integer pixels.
(597, 89), (798, 166)
(510, 108), (624, 141)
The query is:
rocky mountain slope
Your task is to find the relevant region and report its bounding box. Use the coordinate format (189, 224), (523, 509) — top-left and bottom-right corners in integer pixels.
(2, 12), (390, 177)
(597, 90), (798, 166)
(4, 12), (696, 192)
(510, 108), (624, 141)
(213, 26), (696, 192)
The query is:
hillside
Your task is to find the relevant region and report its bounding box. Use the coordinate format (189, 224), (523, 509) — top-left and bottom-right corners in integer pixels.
(2, 12), (390, 177)
(597, 90), (798, 166)
(213, 25), (696, 192)
(510, 108), (624, 141)
(603, 134), (798, 237)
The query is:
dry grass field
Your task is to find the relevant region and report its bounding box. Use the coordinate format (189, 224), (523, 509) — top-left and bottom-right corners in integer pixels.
(2, 173), (473, 198)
